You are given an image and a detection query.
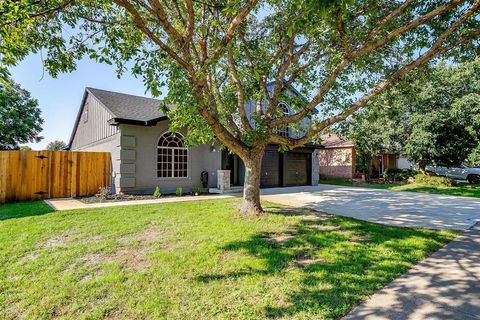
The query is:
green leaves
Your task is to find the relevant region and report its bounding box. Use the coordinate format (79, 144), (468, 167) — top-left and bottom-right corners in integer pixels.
(0, 78), (44, 149)
(1, 0), (479, 156)
(347, 59), (480, 168)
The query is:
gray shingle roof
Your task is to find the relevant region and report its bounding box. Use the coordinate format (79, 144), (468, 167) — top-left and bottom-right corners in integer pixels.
(86, 87), (165, 122)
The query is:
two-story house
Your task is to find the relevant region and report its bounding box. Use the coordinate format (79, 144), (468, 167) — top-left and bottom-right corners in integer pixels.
(68, 87), (320, 194)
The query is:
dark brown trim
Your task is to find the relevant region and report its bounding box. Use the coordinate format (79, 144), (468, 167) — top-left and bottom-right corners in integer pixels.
(107, 116), (168, 126)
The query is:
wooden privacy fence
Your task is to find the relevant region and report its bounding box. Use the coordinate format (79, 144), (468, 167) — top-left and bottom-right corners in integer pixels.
(0, 151), (111, 203)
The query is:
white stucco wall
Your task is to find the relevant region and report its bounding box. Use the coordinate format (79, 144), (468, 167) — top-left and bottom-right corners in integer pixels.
(118, 121), (222, 194)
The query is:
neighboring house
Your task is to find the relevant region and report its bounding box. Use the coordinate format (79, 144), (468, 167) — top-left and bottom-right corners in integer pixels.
(318, 133), (415, 179)
(68, 87), (320, 194)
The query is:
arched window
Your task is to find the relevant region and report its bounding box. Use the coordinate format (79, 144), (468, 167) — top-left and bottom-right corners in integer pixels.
(274, 102), (290, 137)
(157, 132), (188, 178)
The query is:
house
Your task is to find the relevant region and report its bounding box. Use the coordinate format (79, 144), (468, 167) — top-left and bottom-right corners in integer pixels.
(68, 87), (320, 194)
(318, 133), (415, 179)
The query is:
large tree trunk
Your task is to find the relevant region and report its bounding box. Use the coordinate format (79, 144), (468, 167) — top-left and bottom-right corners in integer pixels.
(239, 147), (265, 215)
(418, 156), (427, 174)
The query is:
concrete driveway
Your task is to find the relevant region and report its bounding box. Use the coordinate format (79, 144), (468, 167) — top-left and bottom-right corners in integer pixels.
(261, 184), (480, 230)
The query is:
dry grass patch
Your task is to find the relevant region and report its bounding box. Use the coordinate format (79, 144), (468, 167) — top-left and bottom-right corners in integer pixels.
(42, 229), (79, 248)
(1, 199), (459, 320)
(80, 247), (149, 271)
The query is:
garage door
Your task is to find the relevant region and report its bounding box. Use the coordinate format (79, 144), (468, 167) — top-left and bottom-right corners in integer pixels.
(261, 150), (281, 187)
(285, 152), (310, 186)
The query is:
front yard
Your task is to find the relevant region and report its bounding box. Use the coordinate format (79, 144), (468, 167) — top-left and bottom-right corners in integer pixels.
(321, 179), (480, 198)
(0, 199), (457, 319)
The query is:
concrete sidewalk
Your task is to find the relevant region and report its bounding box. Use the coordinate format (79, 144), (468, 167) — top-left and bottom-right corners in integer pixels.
(344, 223), (480, 320)
(45, 194), (237, 211)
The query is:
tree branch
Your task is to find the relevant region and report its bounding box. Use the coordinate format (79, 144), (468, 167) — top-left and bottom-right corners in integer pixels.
(313, 0), (480, 137)
(204, 0), (258, 66)
(227, 46), (253, 133)
(271, 0), (466, 127)
(114, 0), (192, 72)
(364, 0), (414, 43)
(269, 0), (479, 147)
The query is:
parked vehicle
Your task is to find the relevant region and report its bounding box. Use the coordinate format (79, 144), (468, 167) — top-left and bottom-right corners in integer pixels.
(426, 164), (480, 184)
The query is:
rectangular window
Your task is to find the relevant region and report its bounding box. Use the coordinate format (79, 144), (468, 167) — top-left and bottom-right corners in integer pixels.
(157, 147), (188, 178)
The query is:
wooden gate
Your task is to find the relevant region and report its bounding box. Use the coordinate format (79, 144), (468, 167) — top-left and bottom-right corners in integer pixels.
(0, 151), (111, 203)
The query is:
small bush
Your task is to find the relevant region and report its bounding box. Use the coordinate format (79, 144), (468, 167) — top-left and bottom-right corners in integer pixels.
(384, 168), (418, 182)
(414, 173), (429, 184)
(192, 186), (203, 195)
(414, 174), (457, 187)
(176, 187), (183, 197)
(95, 186), (110, 201)
(153, 186), (161, 198)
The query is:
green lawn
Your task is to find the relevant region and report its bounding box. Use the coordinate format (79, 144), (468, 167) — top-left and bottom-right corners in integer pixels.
(0, 199), (457, 319)
(321, 179), (480, 198)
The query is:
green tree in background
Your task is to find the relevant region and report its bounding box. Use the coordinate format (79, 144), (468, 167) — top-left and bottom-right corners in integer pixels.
(2, 0), (479, 213)
(45, 140), (67, 151)
(344, 60), (480, 172)
(0, 79), (43, 150)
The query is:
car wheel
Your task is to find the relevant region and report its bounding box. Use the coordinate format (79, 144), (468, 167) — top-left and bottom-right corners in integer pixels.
(467, 174), (480, 184)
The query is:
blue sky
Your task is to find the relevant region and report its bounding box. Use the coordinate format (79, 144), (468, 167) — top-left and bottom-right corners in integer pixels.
(10, 54), (155, 150)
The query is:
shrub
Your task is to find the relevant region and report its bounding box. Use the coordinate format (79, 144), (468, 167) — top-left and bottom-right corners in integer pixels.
(95, 186), (110, 201)
(414, 173), (429, 184)
(384, 168), (419, 182)
(176, 187), (183, 197)
(153, 186), (161, 198)
(192, 186), (203, 195)
(414, 174), (458, 187)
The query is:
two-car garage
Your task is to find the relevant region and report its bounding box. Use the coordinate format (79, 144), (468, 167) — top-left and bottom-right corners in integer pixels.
(260, 145), (313, 188)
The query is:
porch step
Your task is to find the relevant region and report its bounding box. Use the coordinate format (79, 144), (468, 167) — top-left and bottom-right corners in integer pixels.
(208, 186), (243, 194)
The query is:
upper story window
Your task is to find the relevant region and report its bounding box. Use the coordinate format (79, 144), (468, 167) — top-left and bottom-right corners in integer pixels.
(274, 102), (290, 137)
(157, 132), (188, 178)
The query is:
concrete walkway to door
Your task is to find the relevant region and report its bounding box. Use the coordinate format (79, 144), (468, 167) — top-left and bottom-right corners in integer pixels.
(261, 184), (480, 230)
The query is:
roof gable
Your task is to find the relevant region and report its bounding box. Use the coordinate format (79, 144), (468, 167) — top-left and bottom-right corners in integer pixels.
(85, 87), (165, 123)
(320, 133), (354, 148)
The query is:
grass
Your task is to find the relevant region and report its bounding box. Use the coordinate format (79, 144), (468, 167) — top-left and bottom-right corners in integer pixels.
(0, 201), (55, 220)
(0, 199), (457, 319)
(321, 179), (480, 198)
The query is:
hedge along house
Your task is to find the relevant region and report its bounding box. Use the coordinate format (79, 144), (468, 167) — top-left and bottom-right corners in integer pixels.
(68, 87), (320, 194)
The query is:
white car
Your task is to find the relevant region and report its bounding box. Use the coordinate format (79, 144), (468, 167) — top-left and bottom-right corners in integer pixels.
(426, 164), (480, 184)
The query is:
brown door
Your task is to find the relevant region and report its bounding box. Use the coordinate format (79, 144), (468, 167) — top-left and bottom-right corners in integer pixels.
(285, 152), (310, 186)
(261, 150), (281, 187)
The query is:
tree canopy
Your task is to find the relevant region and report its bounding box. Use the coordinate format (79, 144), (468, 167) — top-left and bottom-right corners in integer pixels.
(342, 59), (480, 170)
(2, 0), (479, 213)
(46, 140), (68, 150)
(0, 79), (43, 150)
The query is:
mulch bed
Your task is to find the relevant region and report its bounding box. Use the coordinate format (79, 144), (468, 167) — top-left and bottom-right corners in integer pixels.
(77, 193), (201, 204)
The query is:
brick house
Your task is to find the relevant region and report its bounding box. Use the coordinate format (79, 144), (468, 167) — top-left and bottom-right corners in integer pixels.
(318, 133), (415, 179)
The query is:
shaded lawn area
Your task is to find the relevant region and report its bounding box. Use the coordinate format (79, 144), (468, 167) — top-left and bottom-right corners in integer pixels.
(0, 199), (457, 319)
(321, 179), (480, 198)
(0, 201), (55, 220)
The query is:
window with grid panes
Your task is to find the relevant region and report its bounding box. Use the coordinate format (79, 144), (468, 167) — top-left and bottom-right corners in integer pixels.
(274, 102), (290, 137)
(157, 132), (188, 178)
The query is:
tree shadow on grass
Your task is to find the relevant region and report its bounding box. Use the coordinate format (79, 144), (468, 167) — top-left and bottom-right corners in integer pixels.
(0, 201), (55, 221)
(197, 206), (455, 319)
